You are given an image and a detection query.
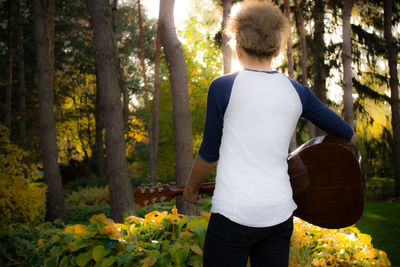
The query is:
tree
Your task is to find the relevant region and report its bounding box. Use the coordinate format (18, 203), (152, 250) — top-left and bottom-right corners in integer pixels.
(294, 0), (315, 139)
(158, 0), (196, 215)
(87, 0), (136, 221)
(384, 0), (400, 196)
(6, 0), (12, 132)
(222, 0), (232, 74)
(342, 0), (355, 128)
(32, 0), (67, 222)
(138, 0), (156, 183)
(285, 0), (297, 150)
(312, 0), (328, 136)
(16, 0), (26, 148)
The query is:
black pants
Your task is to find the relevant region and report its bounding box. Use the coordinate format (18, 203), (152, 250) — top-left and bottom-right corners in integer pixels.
(203, 213), (293, 267)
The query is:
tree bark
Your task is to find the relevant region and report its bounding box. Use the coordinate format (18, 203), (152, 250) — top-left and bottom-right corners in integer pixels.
(312, 0), (327, 136)
(342, 0), (355, 129)
(94, 71), (107, 178)
(152, 30), (161, 182)
(87, 0), (136, 221)
(111, 0), (130, 129)
(32, 0), (68, 223)
(384, 0), (400, 196)
(294, 0), (315, 139)
(16, 0), (26, 148)
(6, 0), (12, 132)
(222, 0), (232, 74)
(158, 0), (196, 215)
(138, 0), (156, 184)
(285, 0), (297, 151)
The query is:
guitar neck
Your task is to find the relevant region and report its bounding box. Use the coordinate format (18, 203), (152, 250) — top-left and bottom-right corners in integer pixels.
(170, 182), (216, 197)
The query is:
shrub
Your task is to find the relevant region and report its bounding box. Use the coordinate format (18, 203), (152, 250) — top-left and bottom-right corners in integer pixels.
(0, 208), (391, 267)
(365, 177), (395, 202)
(65, 186), (109, 206)
(67, 205), (111, 223)
(0, 125), (46, 226)
(64, 176), (108, 192)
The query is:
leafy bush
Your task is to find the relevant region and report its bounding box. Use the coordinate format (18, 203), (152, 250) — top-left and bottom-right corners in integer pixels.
(65, 176), (108, 192)
(0, 208), (391, 267)
(66, 186), (110, 206)
(365, 177), (395, 202)
(0, 125), (46, 226)
(67, 205), (111, 223)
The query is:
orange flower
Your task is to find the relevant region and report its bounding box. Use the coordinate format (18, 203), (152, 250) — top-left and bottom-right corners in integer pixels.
(64, 224), (90, 239)
(90, 213), (115, 225)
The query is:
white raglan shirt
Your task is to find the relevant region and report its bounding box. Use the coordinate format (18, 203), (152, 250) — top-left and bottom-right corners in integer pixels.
(198, 69), (353, 227)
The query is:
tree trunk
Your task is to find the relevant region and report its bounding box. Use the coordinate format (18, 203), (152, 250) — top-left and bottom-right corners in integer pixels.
(152, 30), (161, 182)
(94, 72), (107, 178)
(285, 0), (297, 151)
(294, 0), (315, 139)
(32, 0), (68, 223)
(87, 0), (136, 221)
(111, 0), (129, 129)
(16, 0), (26, 148)
(384, 0), (400, 196)
(158, 0), (196, 215)
(6, 0), (12, 132)
(312, 0), (327, 136)
(342, 0), (355, 129)
(222, 0), (232, 74)
(138, 0), (156, 184)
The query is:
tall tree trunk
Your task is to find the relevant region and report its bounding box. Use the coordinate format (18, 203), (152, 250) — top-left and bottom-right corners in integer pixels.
(158, 0), (196, 215)
(222, 0), (232, 74)
(32, 0), (68, 223)
(16, 0), (26, 148)
(312, 0), (327, 136)
(384, 0), (400, 196)
(138, 0), (156, 184)
(94, 72), (107, 178)
(342, 0), (355, 129)
(294, 0), (315, 139)
(152, 30), (161, 182)
(285, 0), (297, 151)
(111, 0), (129, 129)
(87, 0), (136, 221)
(6, 0), (12, 132)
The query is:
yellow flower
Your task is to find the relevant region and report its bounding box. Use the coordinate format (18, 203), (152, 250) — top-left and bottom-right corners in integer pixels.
(100, 224), (124, 240)
(127, 215), (144, 224)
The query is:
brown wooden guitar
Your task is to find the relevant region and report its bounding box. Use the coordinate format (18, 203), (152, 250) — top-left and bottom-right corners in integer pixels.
(134, 135), (364, 229)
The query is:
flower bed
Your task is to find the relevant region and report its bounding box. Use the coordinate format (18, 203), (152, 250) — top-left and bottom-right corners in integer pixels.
(0, 207), (391, 266)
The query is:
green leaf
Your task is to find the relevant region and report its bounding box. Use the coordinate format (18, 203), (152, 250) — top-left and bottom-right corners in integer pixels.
(187, 219), (208, 247)
(68, 239), (89, 252)
(59, 256), (71, 267)
(100, 256), (117, 267)
(76, 250), (93, 267)
(92, 245), (109, 262)
(44, 256), (59, 267)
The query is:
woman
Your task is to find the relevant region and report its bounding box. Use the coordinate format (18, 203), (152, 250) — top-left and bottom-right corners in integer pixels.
(184, 1), (357, 266)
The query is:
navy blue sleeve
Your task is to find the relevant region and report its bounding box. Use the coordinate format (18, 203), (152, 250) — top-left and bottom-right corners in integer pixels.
(198, 73), (237, 162)
(290, 79), (354, 140)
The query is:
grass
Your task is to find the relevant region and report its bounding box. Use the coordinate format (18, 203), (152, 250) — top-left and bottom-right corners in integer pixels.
(355, 201), (400, 266)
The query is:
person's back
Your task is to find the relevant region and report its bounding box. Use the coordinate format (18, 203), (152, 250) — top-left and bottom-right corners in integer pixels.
(184, 1), (356, 266)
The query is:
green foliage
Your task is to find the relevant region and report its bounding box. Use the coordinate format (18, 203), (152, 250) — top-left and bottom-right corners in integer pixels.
(0, 208), (391, 266)
(66, 186), (109, 206)
(65, 176), (108, 192)
(0, 125), (46, 226)
(67, 205), (111, 223)
(365, 177), (395, 202)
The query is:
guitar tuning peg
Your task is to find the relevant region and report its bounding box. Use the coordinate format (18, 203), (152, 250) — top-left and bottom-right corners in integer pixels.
(140, 187), (146, 194)
(151, 197), (157, 204)
(140, 183), (145, 187)
(156, 182), (162, 187)
(143, 200), (149, 206)
(160, 196), (167, 202)
(148, 183), (154, 188)
(149, 187), (155, 193)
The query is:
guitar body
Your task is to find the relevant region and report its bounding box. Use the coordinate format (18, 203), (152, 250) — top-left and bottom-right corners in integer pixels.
(134, 135), (364, 229)
(288, 135), (364, 229)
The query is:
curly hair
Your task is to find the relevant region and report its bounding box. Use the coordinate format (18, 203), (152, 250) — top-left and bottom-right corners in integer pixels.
(227, 0), (288, 59)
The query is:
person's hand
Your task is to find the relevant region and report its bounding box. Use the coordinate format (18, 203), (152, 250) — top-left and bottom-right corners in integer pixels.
(183, 187), (201, 204)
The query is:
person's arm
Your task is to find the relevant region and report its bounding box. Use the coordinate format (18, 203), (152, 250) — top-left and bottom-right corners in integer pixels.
(184, 154), (217, 204)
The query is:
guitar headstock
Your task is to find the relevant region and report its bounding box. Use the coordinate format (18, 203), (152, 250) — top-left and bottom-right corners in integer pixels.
(134, 183), (178, 207)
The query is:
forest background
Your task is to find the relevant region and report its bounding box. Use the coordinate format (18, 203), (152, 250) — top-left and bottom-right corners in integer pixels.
(0, 0), (399, 265)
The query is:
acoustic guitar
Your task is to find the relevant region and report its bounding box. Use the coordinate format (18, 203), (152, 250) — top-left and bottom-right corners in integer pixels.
(134, 135), (364, 229)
